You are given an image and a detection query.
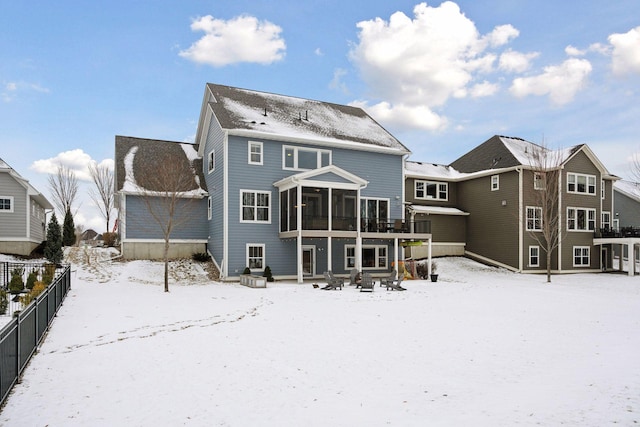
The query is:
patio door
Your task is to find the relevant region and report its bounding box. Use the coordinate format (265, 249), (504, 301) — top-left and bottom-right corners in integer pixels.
(601, 247), (609, 271)
(302, 246), (316, 276)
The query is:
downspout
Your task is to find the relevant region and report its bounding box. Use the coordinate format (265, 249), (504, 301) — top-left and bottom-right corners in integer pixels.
(518, 167), (523, 272)
(222, 131), (229, 279)
(558, 166), (564, 272)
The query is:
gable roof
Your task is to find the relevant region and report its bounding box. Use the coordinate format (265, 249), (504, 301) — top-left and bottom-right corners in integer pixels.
(0, 157), (53, 209)
(197, 83), (410, 155)
(614, 180), (640, 202)
(114, 136), (207, 196)
(273, 164), (368, 190)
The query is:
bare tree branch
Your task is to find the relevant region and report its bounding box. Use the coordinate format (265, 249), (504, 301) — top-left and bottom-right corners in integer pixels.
(137, 152), (204, 292)
(88, 163), (115, 233)
(525, 143), (565, 283)
(48, 165), (79, 217)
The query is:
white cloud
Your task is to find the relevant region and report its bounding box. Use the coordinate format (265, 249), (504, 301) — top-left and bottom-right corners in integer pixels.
(2, 81), (50, 102)
(608, 26), (640, 75)
(470, 80), (500, 98)
(348, 1), (519, 130)
(30, 149), (113, 182)
(329, 68), (349, 94)
(314, 48), (323, 56)
(179, 15), (286, 67)
(565, 45), (586, 56)
(351, 100), (448, 132)
(499, 49), (539, 73)
(509, 58), (592, 105)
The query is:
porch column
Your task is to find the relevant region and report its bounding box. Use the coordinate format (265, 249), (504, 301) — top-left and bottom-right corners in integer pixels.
(428, 236), (433, 276)
(327, 236), (332, 272)
(356, 236), (362, 271)
(394, 238), (399, 274)
(297, 232), (303, 283)
(619, 244), (624, 272)
(297, 184), (303, 283)
(629, 243), (635, 277)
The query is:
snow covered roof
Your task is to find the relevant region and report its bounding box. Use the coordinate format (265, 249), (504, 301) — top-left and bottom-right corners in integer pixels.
(405, 161), (465, 180)
(408, 205), (469, 216)
(614, 180), (640, 202)
(115, 136), (208, 196)
(203, 84), (410, 154)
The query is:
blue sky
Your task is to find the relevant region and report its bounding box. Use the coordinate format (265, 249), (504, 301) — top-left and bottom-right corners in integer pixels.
(1, 0), (639, 230)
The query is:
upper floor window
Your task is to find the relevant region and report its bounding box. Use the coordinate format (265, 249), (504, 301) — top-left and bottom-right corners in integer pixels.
(283, 146), (331, 171)
(207, 196), (212, 220)
(601, 179), (605, 199)
(0, 197), (13, 212)
(208, 150), (215, 173)
(415, 180), (448, 201)
(248, 141), (263, 165)
(567, 173), (596, 195)
(534, 172), (545, 190)
(240, 190), (270, 223)
(526, 206), (542, 231)
(567, 207), (595, 231)
(602, 211), (611, 229)
(491, 175), (499, 191)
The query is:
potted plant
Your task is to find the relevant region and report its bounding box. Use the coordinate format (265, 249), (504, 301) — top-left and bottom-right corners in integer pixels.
(430, 261), (439, 282)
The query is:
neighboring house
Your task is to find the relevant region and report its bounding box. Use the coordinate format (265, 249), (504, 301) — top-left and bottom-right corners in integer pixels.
(0, 158), (52, 256)
(193, 83), (431, 282)
(114, 136), (209, 259)
(407, 135), (621, 274)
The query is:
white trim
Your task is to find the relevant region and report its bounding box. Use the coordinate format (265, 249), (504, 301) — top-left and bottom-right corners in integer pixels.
(0, 196), (14, 213)
(573, 246), (590, 267)
(223, 131), (229, 279)
(525, 206), (542, 231)
(528, 245), (540, 267)
(248, 141), (263, 165)
(567, 172), (596, 195)
(246, 243), (266, 272)
(282, 145), (332, 171)
(121, 238), (208, 243)
(207, 196), (212, 220)
(345, 244), (388, 270)
(566, 206), (596, 232)
(208, 149), (215, 173)
(414, 180), (448, 201)
(302, 245), (316, 276)
(491, 175), (499, 191)
(239, 189), (272, 224)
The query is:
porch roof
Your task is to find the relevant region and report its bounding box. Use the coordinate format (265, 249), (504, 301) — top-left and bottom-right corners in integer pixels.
(409, 205), (470, 216)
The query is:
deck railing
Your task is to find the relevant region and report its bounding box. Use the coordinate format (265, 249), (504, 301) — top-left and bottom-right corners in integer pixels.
(299, 216), (431, 234)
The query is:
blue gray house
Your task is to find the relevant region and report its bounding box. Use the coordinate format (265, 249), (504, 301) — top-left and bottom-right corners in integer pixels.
(194, 84), (431, 282)
(115, 84), (433, 282)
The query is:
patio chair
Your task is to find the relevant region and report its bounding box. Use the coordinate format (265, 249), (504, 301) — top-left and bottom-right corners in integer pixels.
(348, 268), (360, 286)
(360, 272), (374, 292)
(322, 271), (343, 290)
(385, 275), (406, 291)
(380, 270), (397, 287)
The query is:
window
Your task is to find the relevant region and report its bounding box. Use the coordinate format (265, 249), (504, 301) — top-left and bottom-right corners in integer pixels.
(491, 175), (499, 191)
(601, 179), (605, 199)
(415, 180), (448, 200)
(526, 206), (542, 231)
(208, 150), (215, 173)
(573, 246), (590, 266)
(283, 146), (331, 170)
(567, 207), (596, 231)
(247, 244), (265, 271)
(602, 211), (611, 230)
(567, 173), (596, 195)
(534, 172), (545, 190)
(240, 190), (270, 223)
(0, 197), (13, 212)
(360, 198), (389, 231)
(248, 141), (263, 165)
(529, 246), (540, 267)
(345, 245), (387, 270)
(207, 197), (212, 220)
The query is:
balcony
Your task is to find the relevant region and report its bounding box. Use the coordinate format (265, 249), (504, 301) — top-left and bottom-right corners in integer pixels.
(595, 227), (640, 238)
(292, 215), (431, 235)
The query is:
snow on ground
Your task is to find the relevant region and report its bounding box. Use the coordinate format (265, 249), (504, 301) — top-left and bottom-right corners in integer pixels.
(1, 249), (639, 426)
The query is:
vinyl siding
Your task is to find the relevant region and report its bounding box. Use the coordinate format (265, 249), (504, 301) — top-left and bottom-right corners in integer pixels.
(204, 115), (226, 264)
(404, 178), (459, 207)
(0, 174), (27, 238)
(222, 135), (404, 277)
(124, 195), (208, 240)
(458, 170), (520, 269)
(560, 152), (602, 270)
(29, 200), (46, 241)
(615, 191), (640, 228)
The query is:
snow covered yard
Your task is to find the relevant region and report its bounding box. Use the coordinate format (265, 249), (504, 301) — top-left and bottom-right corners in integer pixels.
(1, 251), (639, 426)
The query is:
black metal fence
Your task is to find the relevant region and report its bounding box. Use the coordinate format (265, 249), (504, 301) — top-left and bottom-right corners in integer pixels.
(0, 263), (71, 406)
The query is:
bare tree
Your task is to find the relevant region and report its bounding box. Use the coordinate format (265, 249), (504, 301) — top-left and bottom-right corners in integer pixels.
(137, 152), (204, 292)
(48, 165), (79, 217)
(88, 163), (115, 233)
(525, 145), (565, 283)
